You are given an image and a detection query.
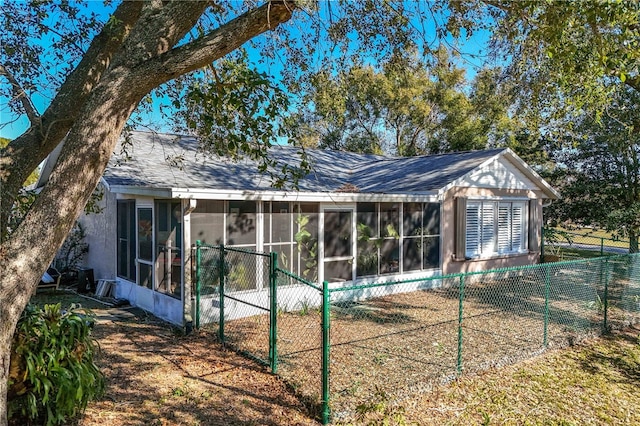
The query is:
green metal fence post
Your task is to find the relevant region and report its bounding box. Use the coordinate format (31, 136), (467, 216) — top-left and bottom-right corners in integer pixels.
(543, 263), (551, 347)
(600, 238), (605, 257)
(195, 240), (201, 329)
(457, 275), (465, 376)
(321, 280), (331, 425)
(269, 252), (278, 374)
(219, 244), (225, 344)
(603, 257), (610, 332)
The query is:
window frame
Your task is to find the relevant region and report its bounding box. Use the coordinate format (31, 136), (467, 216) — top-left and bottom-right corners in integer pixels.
(464, 199), (528, 259)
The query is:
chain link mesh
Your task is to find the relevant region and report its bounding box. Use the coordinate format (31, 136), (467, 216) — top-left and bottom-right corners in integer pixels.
(543, 229), (630, 261)
(195, 244), (640, 423)
(326, 254), (640, 420)
(273, 269), (323, 410)
(195, 245), (272, 364)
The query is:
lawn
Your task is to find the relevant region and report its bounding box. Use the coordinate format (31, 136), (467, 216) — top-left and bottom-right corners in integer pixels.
(26, 290), (640, 425)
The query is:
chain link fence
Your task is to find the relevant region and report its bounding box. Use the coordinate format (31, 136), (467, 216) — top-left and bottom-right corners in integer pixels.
(542, 228), (631, 261)
(194, 243), (273, 365)
(323, 254), (640, 422)
(194, 243), (640, 424)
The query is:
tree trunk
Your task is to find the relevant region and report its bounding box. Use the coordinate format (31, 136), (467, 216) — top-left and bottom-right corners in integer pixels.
(0, 302), (21, 426)
(630, 231), (639, 254)
(0, 3), (296, 423)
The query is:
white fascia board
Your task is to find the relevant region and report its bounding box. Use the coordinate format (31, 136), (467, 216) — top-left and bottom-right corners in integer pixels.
(99, 177), (110, 192)
(437, 148), (561, 200)
(108, 185), (172, 198)
(170, 188), (440, 203)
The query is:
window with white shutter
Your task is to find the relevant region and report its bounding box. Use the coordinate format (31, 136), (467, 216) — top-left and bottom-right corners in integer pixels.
(465, 203), (480, 257)
(466, 200), (528, 258)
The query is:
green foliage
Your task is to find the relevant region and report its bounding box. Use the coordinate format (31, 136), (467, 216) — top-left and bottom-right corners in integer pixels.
(295, 214), (318, 281)
(545, 85), (640, 253)
(8, 303), (105, 426)
(289, 47), (534, 157)
(174, 50), (308, 189)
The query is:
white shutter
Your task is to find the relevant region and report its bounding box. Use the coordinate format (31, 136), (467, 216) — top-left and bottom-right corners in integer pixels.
(481, 202), (496, 255)
(465, 203), (480, 257)
(512, 202), (524, 251)
(498, 203), (511, 253)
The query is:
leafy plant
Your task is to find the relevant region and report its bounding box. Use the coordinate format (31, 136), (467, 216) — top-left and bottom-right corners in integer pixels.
(295, 214), (318, 281)
(8, 303), (105, 426)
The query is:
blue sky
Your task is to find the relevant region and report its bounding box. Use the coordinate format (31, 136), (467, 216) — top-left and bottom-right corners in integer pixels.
(0, 1), (493, 141)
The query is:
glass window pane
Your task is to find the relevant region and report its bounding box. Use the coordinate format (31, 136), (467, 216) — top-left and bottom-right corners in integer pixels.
(227, 201), (256, 246)
(380, 203), (399, 238)
(424, 203), (440, 236)
(324, 210), (352, 258)
(466, 203), (480, 257)
(295, 204), (319, 282)
(139, 262), (152, 289)
(402, 238), (422, 272)
(324, 260), (352, 282)
(270, 243), (295, 275)
(481, 203), (496, 255)
(357, 202), (378, 238)
(138, 208), (153, 261)
(403, 203), (422, 237)
(423, 236), (440, 269)
(224, 248), (258, 292)
(380, 239), (399, 274)
(117, 201), (136, 281)
(263, 202), (271, 244)
(357, 240), (379, 277)
(271, 202), (291, 243)
(191, 200), (224, 245)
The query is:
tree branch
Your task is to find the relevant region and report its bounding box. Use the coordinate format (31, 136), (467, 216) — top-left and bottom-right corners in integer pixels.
(145, 1), (295, 82)
(0, 0), (142, 241)
(0, 64), (40, 126)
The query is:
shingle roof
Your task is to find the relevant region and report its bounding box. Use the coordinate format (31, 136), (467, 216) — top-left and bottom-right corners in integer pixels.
(103, 131), (507, 195)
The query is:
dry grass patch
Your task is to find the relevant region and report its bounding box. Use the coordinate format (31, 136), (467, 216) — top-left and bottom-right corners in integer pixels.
(398, 326), (640, 425)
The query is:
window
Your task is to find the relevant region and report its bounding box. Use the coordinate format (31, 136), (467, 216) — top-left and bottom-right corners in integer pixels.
(357, 202), (440, 277)
(402, 203), (440, 271)
(465, 200), (527, 258)
(117, 200), (136, 281)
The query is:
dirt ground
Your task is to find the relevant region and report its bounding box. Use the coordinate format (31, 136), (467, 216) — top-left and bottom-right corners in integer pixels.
(30, 282), (639, 426)
(79, 305), (318, 426)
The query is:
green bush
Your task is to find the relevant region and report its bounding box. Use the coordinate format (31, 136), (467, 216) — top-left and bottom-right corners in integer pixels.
(8, 303), (105, 425)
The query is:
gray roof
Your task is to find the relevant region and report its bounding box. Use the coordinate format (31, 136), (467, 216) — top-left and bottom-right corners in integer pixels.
(102, 131), (511, 195)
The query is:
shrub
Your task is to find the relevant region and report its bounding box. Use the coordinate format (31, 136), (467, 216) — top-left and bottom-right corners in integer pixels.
(8, 303), (105, 426)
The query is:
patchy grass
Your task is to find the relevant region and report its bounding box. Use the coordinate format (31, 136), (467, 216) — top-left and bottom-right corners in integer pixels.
(405, 327), (640, 425)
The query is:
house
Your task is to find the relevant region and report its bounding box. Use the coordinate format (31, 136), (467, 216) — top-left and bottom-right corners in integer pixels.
(39, 131), (559, 325)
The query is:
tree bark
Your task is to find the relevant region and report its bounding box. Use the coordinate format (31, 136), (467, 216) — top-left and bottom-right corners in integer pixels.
(0, 0), (143, 241)
(630, 231), (639, 254)
(0, 2), (296, 424)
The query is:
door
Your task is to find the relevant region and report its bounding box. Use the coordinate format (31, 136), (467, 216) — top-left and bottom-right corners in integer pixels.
(137, 207), (154, 291)
(155, 201), (182, 299)
(321, 206), (356, 283)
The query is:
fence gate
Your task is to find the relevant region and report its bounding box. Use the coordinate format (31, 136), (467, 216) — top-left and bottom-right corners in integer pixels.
(194, 242), (277, 367)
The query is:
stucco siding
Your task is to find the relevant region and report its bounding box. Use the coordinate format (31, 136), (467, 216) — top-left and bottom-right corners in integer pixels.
(441, 187), (543, 275)
(77, 183), (117, 280)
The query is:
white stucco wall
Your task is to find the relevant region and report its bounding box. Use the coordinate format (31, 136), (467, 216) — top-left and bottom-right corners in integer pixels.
(77, 182), (117, 281)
